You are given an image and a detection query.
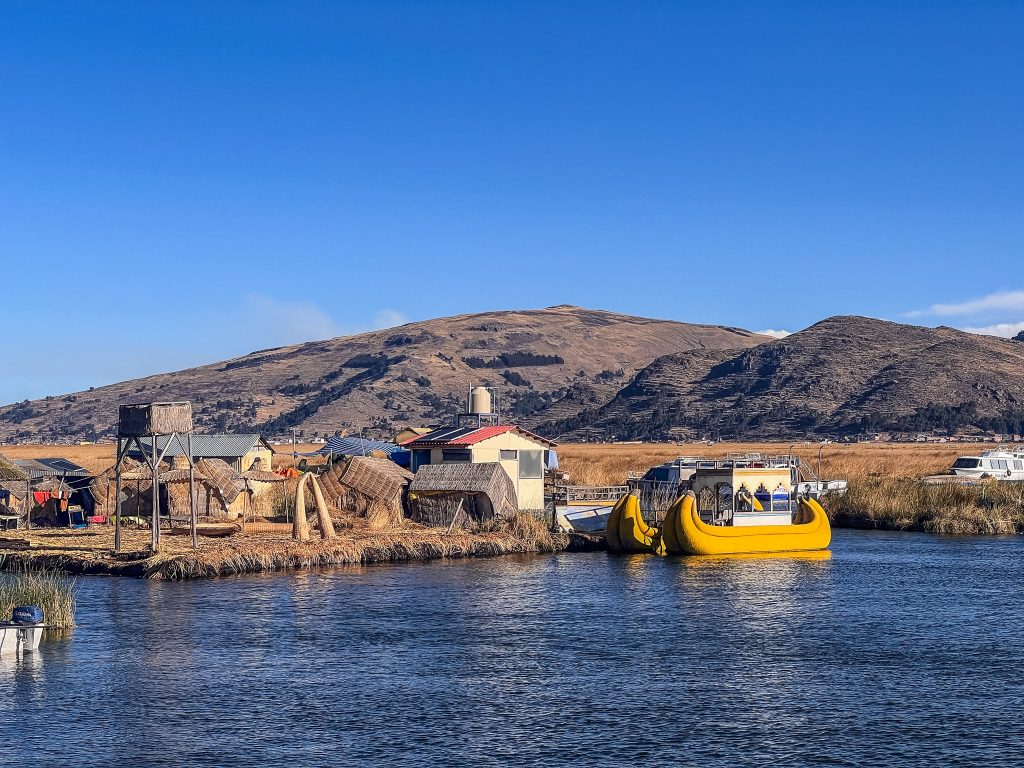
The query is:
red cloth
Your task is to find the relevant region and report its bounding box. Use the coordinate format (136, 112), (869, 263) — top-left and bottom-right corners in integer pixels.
(33, 491), (52, 506)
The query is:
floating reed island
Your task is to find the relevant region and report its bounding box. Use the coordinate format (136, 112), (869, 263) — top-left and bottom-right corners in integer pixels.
(0, 515), (602, 581)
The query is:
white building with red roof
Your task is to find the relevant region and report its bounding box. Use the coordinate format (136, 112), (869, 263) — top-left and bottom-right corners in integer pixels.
(402, 424), (556, 511)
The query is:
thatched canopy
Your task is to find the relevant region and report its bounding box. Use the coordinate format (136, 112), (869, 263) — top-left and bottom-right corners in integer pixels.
(0, 452), (28, 482)
(407, 462), (518, 526)
(319, 456), (413, 528)
(196, 458), (246, 505)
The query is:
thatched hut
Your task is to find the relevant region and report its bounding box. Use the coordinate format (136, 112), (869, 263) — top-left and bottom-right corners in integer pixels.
(407, 462), (518, 527)
(90, 457), (152, 518)
(240, 469), (287, 519)
(0, 452), (29, 521)
(318, 456), (413, 528)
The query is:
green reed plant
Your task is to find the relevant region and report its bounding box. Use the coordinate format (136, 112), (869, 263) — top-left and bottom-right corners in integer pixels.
(0, 560), (77, 627)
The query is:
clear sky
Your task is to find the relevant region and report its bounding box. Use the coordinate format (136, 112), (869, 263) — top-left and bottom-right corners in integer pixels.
(2, 1), (1022, 403)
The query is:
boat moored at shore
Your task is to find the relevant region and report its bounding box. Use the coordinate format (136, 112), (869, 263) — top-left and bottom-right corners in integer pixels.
(949, 449), (1024, 481)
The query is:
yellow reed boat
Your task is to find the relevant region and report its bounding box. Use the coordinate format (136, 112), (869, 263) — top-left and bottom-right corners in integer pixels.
(605, 493), (661, 553)
(606, 453), (834, 556)
(661, 493), (830, 555)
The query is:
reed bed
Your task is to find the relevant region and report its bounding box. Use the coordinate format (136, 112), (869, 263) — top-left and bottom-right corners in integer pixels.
(827, 478), (1024, 534)
(0, 561), (76, 627)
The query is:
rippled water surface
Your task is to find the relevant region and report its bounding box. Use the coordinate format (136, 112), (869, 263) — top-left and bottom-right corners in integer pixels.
(2, 530), (1023, 767)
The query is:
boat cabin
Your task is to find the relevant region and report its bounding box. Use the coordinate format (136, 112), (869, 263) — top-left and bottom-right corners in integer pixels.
(627, 453), (846, 522)
(950, 449), (1024, 480)
(690, 459), (795, 527)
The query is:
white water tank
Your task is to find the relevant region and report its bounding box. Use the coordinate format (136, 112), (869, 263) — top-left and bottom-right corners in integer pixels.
(469, 386), (492, 415)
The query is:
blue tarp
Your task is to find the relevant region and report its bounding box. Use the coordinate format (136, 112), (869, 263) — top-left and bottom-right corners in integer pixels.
(301, 436), (409, 465)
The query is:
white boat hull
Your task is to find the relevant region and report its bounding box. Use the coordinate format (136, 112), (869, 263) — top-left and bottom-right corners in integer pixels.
(556, 503), (616, 533)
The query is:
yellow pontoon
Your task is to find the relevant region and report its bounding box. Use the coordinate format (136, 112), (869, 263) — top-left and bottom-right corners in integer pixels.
(661, 493), (831, 556)
(605, 493), (660, 553)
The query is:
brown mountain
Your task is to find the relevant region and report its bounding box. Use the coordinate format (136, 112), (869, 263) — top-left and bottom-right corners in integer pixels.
(542, 316), (1024, 440)
(0, 306), (765, 442)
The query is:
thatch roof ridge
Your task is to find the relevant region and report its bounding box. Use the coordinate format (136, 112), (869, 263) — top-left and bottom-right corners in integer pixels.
(0, 451), (28, 482)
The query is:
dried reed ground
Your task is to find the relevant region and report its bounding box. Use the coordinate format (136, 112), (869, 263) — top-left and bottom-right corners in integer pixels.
(1, 515), (596, 581)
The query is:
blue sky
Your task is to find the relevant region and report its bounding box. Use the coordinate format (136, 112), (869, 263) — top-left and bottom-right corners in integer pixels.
(1, 1), (1022, 403)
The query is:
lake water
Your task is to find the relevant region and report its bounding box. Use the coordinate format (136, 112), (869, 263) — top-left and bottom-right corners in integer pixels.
(2, 530), (1022, 767)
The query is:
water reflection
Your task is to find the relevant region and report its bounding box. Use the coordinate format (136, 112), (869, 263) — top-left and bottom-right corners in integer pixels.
(1, 531), (1023, 767)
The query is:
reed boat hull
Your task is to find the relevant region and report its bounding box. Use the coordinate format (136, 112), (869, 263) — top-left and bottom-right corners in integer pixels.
(663, 495), (831, 556)
(605, 494), (659, 553)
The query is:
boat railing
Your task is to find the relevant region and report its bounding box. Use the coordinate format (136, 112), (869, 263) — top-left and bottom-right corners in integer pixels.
(551, 484), (628, 503)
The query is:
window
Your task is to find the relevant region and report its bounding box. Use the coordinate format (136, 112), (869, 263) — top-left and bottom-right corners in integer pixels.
(991, 459), (1008, 471)
(952, 458), (980, 469)
(1015, 461), (1023, 471)
(753, 484), (772, 511)
(735, 484), (753, 512)
(772, 484), (791, 512)
(518, 450), (543, 479)
(442, 449), (471, 463)
(716, 483), (733, 513)
(500, 449), (518, 461)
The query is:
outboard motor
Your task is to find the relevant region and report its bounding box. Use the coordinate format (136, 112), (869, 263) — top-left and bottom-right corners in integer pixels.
(0, 605), (45, 656)
(12, 606), (44, 625)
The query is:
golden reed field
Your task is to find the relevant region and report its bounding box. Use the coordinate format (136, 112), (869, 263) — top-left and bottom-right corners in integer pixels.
(556, 441), (965, 486)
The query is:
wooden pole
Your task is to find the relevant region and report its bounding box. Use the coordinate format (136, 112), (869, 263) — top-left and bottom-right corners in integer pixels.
(151, 433), (160, 552)
(187, 431), (197, 549)
(113, 437), (125, 552)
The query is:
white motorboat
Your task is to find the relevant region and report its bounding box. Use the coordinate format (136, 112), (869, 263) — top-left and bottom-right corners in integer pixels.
(950, 449), (1024, 481)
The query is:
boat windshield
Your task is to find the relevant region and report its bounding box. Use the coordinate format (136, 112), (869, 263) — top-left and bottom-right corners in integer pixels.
(952, 458), (981, 469)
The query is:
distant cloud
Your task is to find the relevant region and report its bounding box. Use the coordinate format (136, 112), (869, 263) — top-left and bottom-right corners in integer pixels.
(756, 329), (791, 339)
(242, 294), (408, 347)
(906, 289), (1024, 318)
(244, 293), (343, 345)
(961, 321), (1024, 338)
(373, 308), (409, 329)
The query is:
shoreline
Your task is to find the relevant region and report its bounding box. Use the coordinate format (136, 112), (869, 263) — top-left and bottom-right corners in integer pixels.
(0, 527), (605, 580)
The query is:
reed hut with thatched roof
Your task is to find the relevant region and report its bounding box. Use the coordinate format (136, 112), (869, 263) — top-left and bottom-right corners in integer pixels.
(407, 462), (518, 527)
(91, 456), (152, 519)
(0, 452), (29, 525)
(318, 456), (413, 528)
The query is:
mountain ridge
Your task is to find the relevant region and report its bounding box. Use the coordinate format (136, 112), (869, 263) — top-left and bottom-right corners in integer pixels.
(0, 306), (765, 442)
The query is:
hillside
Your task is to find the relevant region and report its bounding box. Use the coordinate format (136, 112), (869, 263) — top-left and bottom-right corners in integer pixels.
(542, 316), (1024, 440)
(0, 306), (765, 442)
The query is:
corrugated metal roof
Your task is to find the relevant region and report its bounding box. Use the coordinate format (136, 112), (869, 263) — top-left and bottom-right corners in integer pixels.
(14, 457), (92, 479)
(128, 434), (272, 459)
(312, 436), (406, 457)
(405, 424), (556, 448)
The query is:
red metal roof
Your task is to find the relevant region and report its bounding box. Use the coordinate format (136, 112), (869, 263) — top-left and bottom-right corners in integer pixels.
(405, 424), (556, 448)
